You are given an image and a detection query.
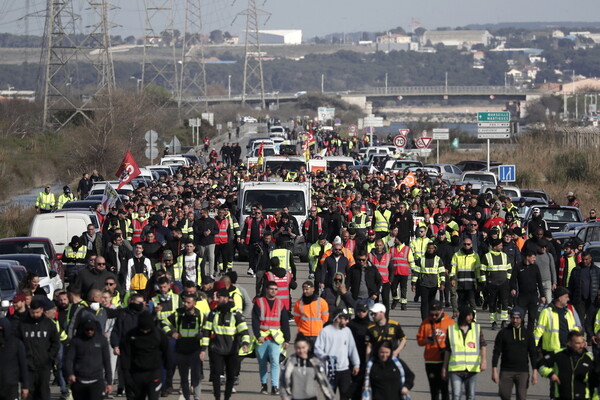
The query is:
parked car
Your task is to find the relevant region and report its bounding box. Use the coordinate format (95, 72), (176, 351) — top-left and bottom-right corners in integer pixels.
(523, 204), (584, 234)
(383, 159), (423, 173)
(0, 237), (65, 281)
(424, 164), (463, 182)
(0, 262), (27, 301)
(520, 189), (550, 204)
(89, 182), (134, 196)
(455, 160), (502, 172)
(0, 254), (63, 299)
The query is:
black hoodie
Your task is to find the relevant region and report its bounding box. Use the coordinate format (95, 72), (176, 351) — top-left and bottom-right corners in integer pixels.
(63, 319), (112, 383)
(16, 313), (60, 370)
(0, 318), (29, 388)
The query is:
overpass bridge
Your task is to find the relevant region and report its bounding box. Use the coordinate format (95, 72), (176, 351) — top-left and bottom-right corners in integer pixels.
(183, 85), (549, 108)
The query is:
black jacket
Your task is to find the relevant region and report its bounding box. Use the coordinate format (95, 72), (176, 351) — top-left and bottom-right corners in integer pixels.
(491, 324), (538, 372)
(16, 314), (60, 370)
(193, 216), (218, 246)
(510, 262), (544, 297)
(347, 265), (382, 300)
(73, 267), (118, 299)
(110, 306), (143, 348)
(0, 318), (29, 388)
(317, 254), (351, 288)
(568, 264), (600, 305)
(538, 347), (599, 400)
(104, 244), (132, 279)
(122, 325), (170, 374)
(64, 322), (112, 383)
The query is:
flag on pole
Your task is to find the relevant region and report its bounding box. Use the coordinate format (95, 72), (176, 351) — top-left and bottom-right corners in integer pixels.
(303, 139), (310, 162)
(307, 127), (316, 146)
(257, 141), (265, 167)
(399, 172), (416, 188)
(101, 182), (120, 215)
(115, 151), (141, 190)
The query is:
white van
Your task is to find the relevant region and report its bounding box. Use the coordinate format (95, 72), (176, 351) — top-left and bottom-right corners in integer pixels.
(160, 156), (190, 168)
(89, 181), (134, 196)
(29, 212), (94, 254)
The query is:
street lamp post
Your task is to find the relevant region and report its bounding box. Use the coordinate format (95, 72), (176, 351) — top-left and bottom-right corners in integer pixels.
(321, 74), (324, 93)
(385, 72), (388, 94)
(228, 75), (231, 98)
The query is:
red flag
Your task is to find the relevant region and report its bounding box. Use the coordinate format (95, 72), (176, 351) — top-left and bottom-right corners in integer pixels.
(308, 127), (316, 146)
(115, 151), (141, 190)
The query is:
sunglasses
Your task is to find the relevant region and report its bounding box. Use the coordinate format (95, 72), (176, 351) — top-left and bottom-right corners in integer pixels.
(358, 258), (367, 262)
(106, 282), (116, 286)
(464, 243), (473, 246)
(96, 262), (106, 265)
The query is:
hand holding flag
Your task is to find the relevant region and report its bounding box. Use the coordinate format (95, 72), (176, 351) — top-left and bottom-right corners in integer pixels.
(115, 151), (141, 190)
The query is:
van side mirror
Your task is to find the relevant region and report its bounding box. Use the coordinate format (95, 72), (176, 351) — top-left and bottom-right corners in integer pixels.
(49, 270), (57, 278)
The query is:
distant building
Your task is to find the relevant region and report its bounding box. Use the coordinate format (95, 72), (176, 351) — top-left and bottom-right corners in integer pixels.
(256, 30), (302, 45)
(376, 33), (411, 44)
(421, 30), (492, 49)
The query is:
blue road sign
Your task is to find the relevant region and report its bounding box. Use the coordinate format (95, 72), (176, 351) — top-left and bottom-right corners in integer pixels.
(499, 165), (516, 182)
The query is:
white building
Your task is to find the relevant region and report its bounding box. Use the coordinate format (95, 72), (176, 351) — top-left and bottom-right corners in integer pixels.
(256, 30), (302, 45)
(421, 30), (492, 49)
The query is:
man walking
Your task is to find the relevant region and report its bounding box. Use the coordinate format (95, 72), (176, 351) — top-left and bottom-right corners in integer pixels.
(412, 243), (445, 321)
(482, 239), (512, 330)
(252, 281), (290, 395)
(442, 306), (487, 400)
(314, 310), (360, 400)
(491, 307), (539, 400)
(510, 251), (546, 331)
(450, 240), (483, 313)
(292, 281), (329, 343)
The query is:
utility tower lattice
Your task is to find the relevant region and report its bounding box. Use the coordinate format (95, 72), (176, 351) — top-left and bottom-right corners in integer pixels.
(237, 0), (270, 108)
(177, 0), (208, 114)
(41, 0), (116, 130)
(142, 0), (178, 103)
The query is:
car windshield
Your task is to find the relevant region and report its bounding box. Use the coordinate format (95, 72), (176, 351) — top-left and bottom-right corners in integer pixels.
(464, 174), (496, 183)
(0, 257), (47, 277)
(589, 248), (600, 264)
(540, 208), (582, 223)
(0, 242), (51, 257)
(264, 160), (306, 173)
(504, 189), (519, 198)
(394, 161), (422, 169)
(0, 269), (15, 291)
(243, 190), (306, 215)
(327, 160), (355, 170)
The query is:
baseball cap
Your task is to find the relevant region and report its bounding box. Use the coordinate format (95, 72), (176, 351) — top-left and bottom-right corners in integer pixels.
(41, 298), (55, 311)
(355, 301), (369, 313)
(567, 191), (574, 197)
(367, 229), (376, 235)
(369, 303), (386, 314)
(162, 250), (173, 261)
(13, 293), (27, 303)
(532, 207), (540, 213)
(302, 280), (314, 288)
(510, 306), (525, 317)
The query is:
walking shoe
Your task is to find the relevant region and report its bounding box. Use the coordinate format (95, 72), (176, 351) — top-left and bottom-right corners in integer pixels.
(308, 273), (315, 279)
(271, 387), (280, 395)
(452, 312), (457, 319)
(482, 301), (488, 311)
(260, 384), (269, 395)
(220, 375), (225, 385)
(491, 322), (497, 330)
(401, 304), (407, 311)
(391, 300), (399, 310)
(247, 268), (254, 275)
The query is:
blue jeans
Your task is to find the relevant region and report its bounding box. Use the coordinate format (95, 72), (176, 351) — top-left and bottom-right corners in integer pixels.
(450, 372), (478, 400)
(256, 339), (281, 387)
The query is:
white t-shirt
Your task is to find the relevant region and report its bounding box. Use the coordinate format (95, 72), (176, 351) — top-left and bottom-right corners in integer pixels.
(184, 254), (197, 282)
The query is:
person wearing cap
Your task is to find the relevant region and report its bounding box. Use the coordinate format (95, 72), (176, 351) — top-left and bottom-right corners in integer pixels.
(449, 238), (483, 316)
(534, 287), (581, 355)
(365, 303), (407, 360)
(565, 191), (580, 208)
(314, 309), (360, 400)
(8, 292), (29, 323)
(35, 185), (55, 213)
(391, 201), (413, 244)
(293, 280), (330, 342)
(121, 311), (170, 400)
(56, 185), (76, 209)
(526, 208), (548, 237)
(412, 242), (446, 321)
(390, 236), (416, 311)
(64, 317), (112, 400)
(317, 241), (352, 292)
(201, 288), (250, 400)
(63, 235), (89, 264)
(558, 241), (580, 287)
(16, 298), (61, 400)
(491, 306), (539, 400)
(416, 300), (455, 400)
(252, 280), (291, 395)
(510, 251), (546, 331)
(482, 238), (512, 330)
(442, 306), (487, 400)
(360, 229), (378, 254)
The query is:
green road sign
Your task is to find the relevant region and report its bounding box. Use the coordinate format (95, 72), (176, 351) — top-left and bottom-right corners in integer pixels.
(477, 112), (510, 122)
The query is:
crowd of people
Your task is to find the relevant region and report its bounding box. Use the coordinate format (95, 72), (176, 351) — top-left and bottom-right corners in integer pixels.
(6, 122), (600, 400)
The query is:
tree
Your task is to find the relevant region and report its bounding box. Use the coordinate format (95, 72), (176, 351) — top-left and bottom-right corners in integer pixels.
(124, 35), (136, 45)
(210, 30), (224, 44)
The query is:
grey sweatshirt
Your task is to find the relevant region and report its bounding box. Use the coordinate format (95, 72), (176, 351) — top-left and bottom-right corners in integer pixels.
(314, 325), (360, 371)
(536, 252), (556, 285)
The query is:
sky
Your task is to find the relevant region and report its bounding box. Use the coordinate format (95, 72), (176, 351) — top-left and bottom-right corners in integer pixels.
(1, 0), (599, 39)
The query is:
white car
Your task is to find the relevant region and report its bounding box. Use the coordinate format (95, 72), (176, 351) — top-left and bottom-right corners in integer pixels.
(0, 254), (63, 299)
(243, 116), (258, 123)
(425, 163), (463, 182)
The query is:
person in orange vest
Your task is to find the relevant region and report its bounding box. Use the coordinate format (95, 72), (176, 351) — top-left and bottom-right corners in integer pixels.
(261, 257), (296, 310)
(368, 239), (392, 315)
(292, 280), (329, 344)
(251, 281), (291, 395)
(390, 236), (416, 311)
(214, 207), (235, 275)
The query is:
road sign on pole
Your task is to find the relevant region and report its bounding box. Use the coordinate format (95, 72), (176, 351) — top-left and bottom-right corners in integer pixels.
(398, 129), (409, 137)
(499, 165), (516, 182)
(432, 128), (449, 164)
(393, 135), (407, 148)
(415, 137), (432, 149)
(477, 112), (511, 171)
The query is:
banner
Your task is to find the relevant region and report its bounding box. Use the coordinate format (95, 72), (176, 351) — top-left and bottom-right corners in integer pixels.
(101, 182), (120, 215)
(399, 172), (416, 187)
(115, 151), (141, 190)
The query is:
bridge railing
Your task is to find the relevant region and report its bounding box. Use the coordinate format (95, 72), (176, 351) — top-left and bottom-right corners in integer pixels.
(351, 85), (533, 95)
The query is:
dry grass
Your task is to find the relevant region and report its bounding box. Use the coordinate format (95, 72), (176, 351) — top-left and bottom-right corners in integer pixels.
(438, 133), (600, 214)
(0, 205), (36, 237)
